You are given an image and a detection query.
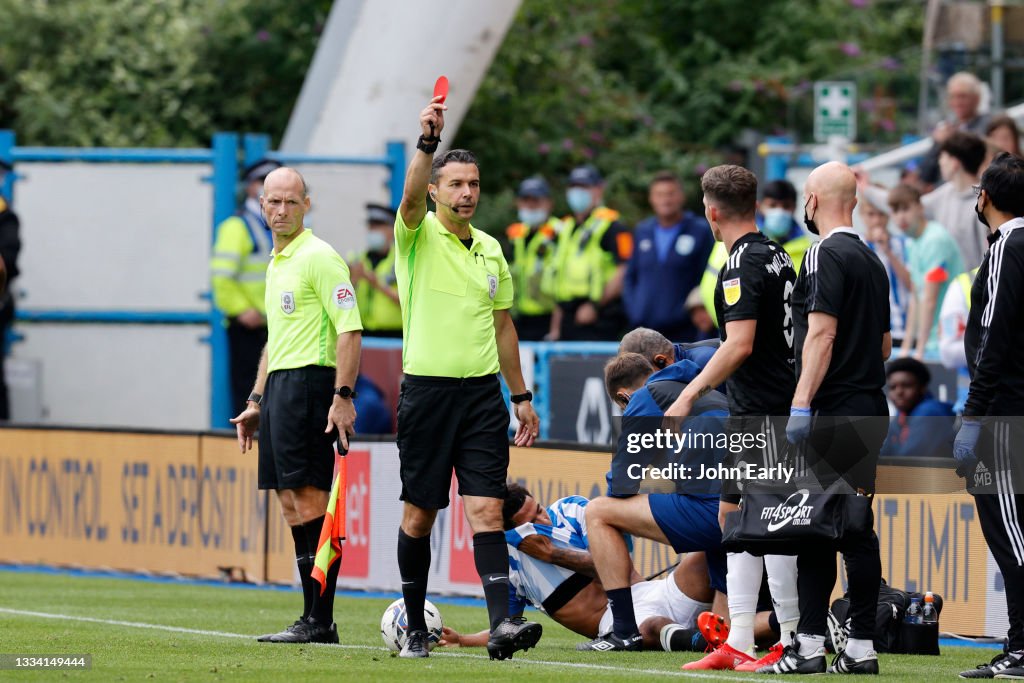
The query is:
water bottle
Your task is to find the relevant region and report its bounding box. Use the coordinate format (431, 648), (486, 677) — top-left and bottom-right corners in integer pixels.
(922, 592), (938, 624)
(905, 597), (922, 624)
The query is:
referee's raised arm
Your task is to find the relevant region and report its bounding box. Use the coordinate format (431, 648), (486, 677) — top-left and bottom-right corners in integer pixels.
(398, 96), (447, 229)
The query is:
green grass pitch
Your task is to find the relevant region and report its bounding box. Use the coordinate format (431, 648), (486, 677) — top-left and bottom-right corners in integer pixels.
(0, 569), (997, 681)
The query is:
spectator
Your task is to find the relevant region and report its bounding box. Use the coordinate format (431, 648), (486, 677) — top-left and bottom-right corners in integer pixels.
(684, 287), (716, 341)
(985, 114), (1021, 157)
(859, 131), (988, 270)
(210, 158), (281, 413)
(918, 72), (990, 186)
(699, 179), (810, 328)
(349, 204), (402, 338)
(756, 179), (813, 272)
(860, 192), (911, 348)
(937, 265), (978, 414)
(887, 183), (964, 360)
(504, 177), (561, 341)
(623, 171), (713, 341)
(0, 160), (21, 420)
(880, 358), (954, 458)
(550, 165), (632, 341)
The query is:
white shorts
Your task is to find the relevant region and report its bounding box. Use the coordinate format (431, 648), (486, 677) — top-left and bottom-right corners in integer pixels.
(597, 571), (709, 636)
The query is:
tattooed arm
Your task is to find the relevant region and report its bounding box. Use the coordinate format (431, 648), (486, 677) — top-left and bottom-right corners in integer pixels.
(664, 319), (757, 418)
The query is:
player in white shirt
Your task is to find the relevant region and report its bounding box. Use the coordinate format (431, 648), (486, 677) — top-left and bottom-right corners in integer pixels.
(439, 484), (718, 651)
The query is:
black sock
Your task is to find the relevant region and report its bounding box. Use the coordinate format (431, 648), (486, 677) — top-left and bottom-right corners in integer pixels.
(472, 531), (510, 632)
(676, 628), (706, 652)
(397, 528), (431, 633)
(291, 524), (313, 620)
(606, 587), (639, 639)
(768, 611), (780, 639)
(303, 515), (337, 625)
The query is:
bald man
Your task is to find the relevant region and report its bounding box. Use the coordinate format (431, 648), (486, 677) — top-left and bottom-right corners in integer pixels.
(761, 162), (892, 675)
(233, 167), (363, 644)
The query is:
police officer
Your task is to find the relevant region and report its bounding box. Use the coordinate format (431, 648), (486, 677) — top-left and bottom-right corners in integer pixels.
(953, 152), (1024, 679)
(550, 165), (632, 341)
(210, 158), (282, 412)
(0, 160), (21, 420)
(391, 95), (541, 660)
(231, 167), (363, 645)
(505, 177), (560, 341)
(349, 203), (402, 338)
(770, 162), (891, 675)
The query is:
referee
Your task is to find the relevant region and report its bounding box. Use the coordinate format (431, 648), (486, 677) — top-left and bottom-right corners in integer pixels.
(664, 165), (800, 671)
(954, 152), (1024, 679)
(231, 167), (363, 644)
(768, 162), (891, 675)
(392, 95), (542, 660)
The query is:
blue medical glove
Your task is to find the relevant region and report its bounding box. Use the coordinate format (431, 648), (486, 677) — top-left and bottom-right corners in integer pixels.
(953, 419), (981, 479)
(786, 406), (813, 445)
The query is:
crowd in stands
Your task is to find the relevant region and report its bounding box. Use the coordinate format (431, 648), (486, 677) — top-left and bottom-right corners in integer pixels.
(207, 70), (1021, 441)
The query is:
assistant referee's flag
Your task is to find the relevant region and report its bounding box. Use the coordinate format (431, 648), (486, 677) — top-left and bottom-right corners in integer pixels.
(312, 444), (347, 595)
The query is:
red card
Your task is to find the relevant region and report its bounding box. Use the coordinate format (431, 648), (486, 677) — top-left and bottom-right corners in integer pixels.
(433, 75), (449, 104)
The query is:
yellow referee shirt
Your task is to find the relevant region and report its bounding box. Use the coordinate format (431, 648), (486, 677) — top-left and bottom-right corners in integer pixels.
(265, 229), (363, 373)
(395, 211), (513, 377)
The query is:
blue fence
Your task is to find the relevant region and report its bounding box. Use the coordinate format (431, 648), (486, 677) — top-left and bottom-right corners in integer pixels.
(0, 131), (406, 428)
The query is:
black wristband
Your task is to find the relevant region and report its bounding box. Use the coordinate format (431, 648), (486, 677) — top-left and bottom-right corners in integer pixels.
(510, 390), (533, 404)
(416, 135), (440, 154)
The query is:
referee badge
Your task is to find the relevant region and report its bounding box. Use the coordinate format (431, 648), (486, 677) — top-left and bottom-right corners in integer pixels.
(723, 277), (741, 305)
(487, 274), (497, 300)
(281, 291), (295, 314)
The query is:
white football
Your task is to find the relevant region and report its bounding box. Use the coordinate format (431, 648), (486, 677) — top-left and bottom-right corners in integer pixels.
(380, 598), (444, 651)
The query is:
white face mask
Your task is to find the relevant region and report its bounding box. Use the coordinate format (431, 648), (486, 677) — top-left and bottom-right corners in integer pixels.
(518, 207), (549, 227)
(566, 187), (594, 214)
(366, 230), (388, 253)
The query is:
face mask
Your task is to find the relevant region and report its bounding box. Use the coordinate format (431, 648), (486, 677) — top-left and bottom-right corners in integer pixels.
(762, 208), (792, 239)
(803, 196), (819, 236)
(366, 230), (388, 253)
(518, 207), (549, 228)
(566, 187), (594, 215)
(975, 196), (990, 229)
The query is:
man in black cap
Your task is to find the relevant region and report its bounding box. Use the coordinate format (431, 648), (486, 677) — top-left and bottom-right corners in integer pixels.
(550, 165), (632, 340)
(349, 203), (402, 337)
(210, 158), (282, 415)
(504, 177), (561, 341)
(0, 160), (21, 420)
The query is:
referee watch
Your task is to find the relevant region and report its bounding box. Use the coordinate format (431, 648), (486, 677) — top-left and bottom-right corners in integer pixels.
(510, 390), (533, 404)
(334, 386), (358, 400)
(246, 391), (263, 407)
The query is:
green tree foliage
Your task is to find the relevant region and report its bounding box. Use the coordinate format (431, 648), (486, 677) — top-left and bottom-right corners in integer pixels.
(0, 0), (330, 147)
(455, 0), (923, 230)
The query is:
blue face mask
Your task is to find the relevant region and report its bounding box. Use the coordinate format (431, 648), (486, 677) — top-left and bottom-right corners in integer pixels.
(566, 187), (594, 215)
(366, 230), (388, 253)
(518, 207), (549, 228)
(762, 208), (792, 239)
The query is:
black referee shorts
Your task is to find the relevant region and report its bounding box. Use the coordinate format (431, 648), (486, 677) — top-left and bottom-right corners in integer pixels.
(258, 365), (336, 492)
(396, 373), (510, 510)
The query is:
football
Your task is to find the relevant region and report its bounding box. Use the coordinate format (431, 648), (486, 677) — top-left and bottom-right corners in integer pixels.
(380, 598), (444, 651)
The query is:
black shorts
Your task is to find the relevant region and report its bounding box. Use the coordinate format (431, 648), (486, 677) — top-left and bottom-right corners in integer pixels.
(258, 365), (336, 492)
(396, 374), (510, 509)
(721, 415), (789, 505)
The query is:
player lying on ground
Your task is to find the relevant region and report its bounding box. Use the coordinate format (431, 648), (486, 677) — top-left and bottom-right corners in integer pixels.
(440, 485), (718, 652)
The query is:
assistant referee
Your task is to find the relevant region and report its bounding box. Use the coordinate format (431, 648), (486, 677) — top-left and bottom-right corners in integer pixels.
(392, 95), (541, 660)
(231, 167), (363, 645)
